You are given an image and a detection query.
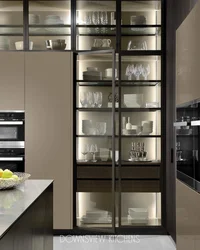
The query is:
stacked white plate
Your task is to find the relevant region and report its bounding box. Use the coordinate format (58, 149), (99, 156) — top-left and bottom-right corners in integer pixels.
(83, 67), (102, 80)
(128, 208), (148, 224)
(81, 210), (111, 224)
(0, 37), (9, 50)
(124, 94), (143, 108)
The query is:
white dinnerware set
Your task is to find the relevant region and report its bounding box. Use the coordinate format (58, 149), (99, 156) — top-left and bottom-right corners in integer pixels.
(82, 120), (107, 135)
(81, 210), (111, 224)
(128, 208), (148, 224)
(122, 117), (153, 135)
(124, 94), (143, 108)
(125, 64), (151, 80)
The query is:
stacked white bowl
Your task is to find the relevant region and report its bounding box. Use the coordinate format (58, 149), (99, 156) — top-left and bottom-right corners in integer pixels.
(44, 15), (64, 25)
(81, 210), (111, 224)
(128, 208), (148, 223)
(29, 14), (40, 25)
(0, 37), (9, 50)
(142, 121), (153, 134)
(124, 94), (143, 108)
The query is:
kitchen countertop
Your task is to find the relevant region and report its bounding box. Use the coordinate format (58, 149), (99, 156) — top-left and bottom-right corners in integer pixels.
(0, 179), (53, 239)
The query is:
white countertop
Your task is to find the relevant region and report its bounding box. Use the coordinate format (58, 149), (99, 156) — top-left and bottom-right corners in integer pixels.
(0, 179), (53, 239)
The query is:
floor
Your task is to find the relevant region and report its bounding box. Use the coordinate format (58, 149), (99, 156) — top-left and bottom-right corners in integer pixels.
(54, 236), (176, 250)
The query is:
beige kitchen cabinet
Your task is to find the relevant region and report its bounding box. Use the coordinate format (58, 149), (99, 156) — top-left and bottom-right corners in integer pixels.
(25, 52), (73, 230)
(0, 52), (24, 110)
(176, 2), (200, 106)
(176, 179), (200, 250)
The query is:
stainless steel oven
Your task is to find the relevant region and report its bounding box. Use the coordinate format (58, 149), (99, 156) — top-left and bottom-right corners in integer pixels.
(0, 111), (24, 142)
(0, 111), (24, 172)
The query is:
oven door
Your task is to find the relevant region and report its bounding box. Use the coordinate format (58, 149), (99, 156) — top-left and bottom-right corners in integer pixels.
(0, 157), (24, 172)
(0, 121), (24, 141)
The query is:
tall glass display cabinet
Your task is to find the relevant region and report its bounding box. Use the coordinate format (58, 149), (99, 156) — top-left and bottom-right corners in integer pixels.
(0, 0), (165, 234)
(74, 0), (165, 234)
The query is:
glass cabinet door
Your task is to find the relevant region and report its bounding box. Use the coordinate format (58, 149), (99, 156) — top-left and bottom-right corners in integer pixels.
(0, 1), (23, 50)
(76, 0), (116, 51)
(29, 0), (71, 50)
(121, 0), (161, 51)
(75, 50), (117, 233)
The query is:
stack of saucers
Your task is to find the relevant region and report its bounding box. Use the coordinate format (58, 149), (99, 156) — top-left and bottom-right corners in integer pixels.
(0, 37), (9, 50)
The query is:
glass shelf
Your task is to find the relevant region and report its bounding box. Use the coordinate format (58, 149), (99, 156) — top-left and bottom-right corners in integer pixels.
(77, 27), (116, 36)
(29, 25), (71, 36)
(0, 27), (23, 35)
(77, 108), (161, 111)
(76, 80), (161, 86)
(121, 27), (161, 36)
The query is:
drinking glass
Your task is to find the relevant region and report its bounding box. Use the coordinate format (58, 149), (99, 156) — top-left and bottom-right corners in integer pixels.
(92, 11), (100, 33)
(100, 11), (108, 33)
(125, 64), (132, 80)
(81, 144), (89, 162)
(127, 40), (148, 51)
(85, 11), (92, 33)
(133, 64), (142, 80)
(90, 144), (98, 162)
(80, 92), (88, 107)
(87, 92), (95, 107)
(96, 122), (106, 135)
(96, 92), (103, 108)
(141, 64), (150, 80)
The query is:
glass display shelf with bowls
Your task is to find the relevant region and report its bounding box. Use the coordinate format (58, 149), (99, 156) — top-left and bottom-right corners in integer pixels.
(28, 1), (71, 50)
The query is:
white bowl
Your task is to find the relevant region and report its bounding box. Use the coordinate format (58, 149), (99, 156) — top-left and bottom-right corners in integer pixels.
(124, 94), (143, 107)
(15, 41), (33, 50)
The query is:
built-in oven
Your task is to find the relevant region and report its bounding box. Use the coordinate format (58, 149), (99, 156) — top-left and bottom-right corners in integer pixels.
(0, 112), (24, 172)
(0, 111), (24, 142)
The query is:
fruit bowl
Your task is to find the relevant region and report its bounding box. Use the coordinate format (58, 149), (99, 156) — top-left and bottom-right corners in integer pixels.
(0, 172), (31, 190)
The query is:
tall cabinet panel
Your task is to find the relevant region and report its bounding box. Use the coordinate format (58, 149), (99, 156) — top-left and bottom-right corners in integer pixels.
(0, 52), (24, 110)
(25, 52), (73, 230)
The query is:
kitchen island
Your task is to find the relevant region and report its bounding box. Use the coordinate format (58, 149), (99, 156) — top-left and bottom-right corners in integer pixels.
(0, 180), (53, 250)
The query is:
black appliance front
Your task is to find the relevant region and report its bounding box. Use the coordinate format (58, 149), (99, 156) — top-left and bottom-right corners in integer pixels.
(0, 112), (24, 142)
(0, 148), (24, 172)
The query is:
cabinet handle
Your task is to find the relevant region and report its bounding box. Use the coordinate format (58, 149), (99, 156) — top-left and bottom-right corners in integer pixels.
(171, 148), (174, 163)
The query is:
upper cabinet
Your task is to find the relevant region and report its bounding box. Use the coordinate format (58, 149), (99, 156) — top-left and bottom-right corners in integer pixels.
(28, 1), (71, 51)
(0, 1), (23, 50)
(0, 52), (24, 110)
(0, 0), (161, 52)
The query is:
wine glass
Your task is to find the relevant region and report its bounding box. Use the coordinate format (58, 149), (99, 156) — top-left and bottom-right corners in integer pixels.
(81, 144), (89, 162)
(80, 92), (88, 107)
(87, 92), (95, 107)
(96, 92), (103, 108)
(90, 144), (98, 162)
(141, 64), (150, 80)
(125, 64), (132, 80)
(92, 11), (100, 33)
(85, 11), (92, 33)
(133, 64), (142, 80)
(100, 11), (108, 33)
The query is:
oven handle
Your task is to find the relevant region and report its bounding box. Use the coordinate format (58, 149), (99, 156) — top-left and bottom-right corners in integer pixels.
(0, 121), (23, 125)
(0, 157), (23, 161)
